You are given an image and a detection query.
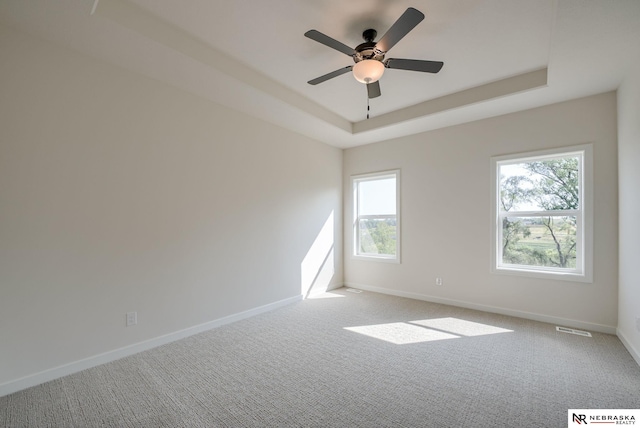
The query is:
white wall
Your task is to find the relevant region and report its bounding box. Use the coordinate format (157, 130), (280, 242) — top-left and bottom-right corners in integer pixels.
(0, 25), (342, 392)
(344, 92), (618, 333)
(617, 72), (640, 364)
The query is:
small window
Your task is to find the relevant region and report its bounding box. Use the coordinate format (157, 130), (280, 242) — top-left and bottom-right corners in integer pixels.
(352, 170), (400, 262)
(491, 145), (592, 281)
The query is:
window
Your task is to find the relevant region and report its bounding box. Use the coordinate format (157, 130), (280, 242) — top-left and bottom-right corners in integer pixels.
(352, 170), (400, 262)
(491, 145), (592, 281)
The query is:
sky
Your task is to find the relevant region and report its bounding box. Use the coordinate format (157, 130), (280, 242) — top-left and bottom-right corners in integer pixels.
(358, 177), (396, 216)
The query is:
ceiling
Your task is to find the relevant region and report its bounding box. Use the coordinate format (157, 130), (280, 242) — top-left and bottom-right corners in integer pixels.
(1, 0), (639, 148)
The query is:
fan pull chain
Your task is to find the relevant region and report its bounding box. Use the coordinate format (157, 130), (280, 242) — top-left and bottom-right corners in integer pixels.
(367, 97), (370, 120)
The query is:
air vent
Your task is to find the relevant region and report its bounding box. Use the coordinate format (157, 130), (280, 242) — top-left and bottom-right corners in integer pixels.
(345, 288), (362, 294)
(556, 326), (592, 337)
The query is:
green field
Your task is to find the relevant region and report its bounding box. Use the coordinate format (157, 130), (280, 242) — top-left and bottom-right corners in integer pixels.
(504, 221), (576, 268)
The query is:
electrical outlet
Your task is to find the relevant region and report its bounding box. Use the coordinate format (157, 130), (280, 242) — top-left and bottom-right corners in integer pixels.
(435, 277), (443, 286)
(126, 311), (137, 327)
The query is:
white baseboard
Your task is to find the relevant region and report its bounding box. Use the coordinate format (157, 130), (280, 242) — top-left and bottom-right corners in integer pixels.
(0, 294), (302, 398)
(305, 282), (344, 298)
(345, 282), (617, 335)
(617, 328), (640, 367)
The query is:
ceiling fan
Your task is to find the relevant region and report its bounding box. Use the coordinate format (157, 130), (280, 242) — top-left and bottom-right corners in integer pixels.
(304, 7), (443, 100)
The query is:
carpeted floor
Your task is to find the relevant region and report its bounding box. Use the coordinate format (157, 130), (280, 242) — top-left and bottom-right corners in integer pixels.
(2, 288), (639, 427)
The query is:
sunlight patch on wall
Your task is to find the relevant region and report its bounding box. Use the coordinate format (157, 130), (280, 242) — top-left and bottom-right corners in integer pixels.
(301, 211), (334, 297)
(345, 318), (513, 345)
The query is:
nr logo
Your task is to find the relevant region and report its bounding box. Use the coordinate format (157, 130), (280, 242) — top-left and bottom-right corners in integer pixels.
(573, 413), (588, 424)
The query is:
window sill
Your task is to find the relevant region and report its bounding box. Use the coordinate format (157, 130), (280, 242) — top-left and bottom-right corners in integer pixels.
(492, 266), (592, 283)
(352, 254), (400, 264)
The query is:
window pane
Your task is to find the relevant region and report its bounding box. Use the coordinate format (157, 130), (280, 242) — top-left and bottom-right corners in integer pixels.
(501, 216), (577, 269)
(499, 156), (579, 212)
(359, 218), (397, 256)
(358, 177), (396, 216)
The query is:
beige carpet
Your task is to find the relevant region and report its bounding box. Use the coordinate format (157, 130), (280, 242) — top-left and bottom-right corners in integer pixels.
(2, 288), (639, 427)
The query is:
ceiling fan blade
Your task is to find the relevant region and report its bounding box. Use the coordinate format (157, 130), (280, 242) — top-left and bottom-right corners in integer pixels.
(376, 8), (425, 53)
(307, 66), (353, 85)
(385, 58), (444, 73)
(304, 30), (355, 56)
(367, 81), (381, 99)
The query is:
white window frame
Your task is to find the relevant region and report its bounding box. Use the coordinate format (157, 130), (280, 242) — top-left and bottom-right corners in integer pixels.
(490, 144), (593, 282)
(352, 170), (401, 263)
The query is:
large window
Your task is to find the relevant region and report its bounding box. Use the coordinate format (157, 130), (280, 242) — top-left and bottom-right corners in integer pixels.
(352, 170), (400, 262)
(491, 145), (592, 281)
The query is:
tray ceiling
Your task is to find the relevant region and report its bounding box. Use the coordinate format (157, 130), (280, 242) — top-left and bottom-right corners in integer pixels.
(1, 0), (639, 148)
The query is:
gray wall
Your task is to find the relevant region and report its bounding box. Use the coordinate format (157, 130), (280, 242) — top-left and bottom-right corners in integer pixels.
(344, 92), (618, 333)
(617, 71), (640, 364)
(0, 25), (343, 390)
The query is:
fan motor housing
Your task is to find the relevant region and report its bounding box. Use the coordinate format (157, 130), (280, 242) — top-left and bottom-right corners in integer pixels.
(354, 29), (385, 63)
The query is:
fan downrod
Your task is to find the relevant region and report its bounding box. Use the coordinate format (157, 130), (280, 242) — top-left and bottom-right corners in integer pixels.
(362, 29), (377, 42)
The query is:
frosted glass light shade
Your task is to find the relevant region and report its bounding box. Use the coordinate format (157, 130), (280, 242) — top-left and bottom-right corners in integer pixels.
(352, 60), (385, 84)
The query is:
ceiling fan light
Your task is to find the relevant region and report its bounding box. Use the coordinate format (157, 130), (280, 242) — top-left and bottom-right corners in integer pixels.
(353, 60), (385, 84)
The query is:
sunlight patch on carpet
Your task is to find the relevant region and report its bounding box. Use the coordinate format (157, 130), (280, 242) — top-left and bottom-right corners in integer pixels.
(410, 317), (513, 337)
(345, 317), (513, 344)
(307, 292), (345, 299)
(345, 322), (459, 344)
